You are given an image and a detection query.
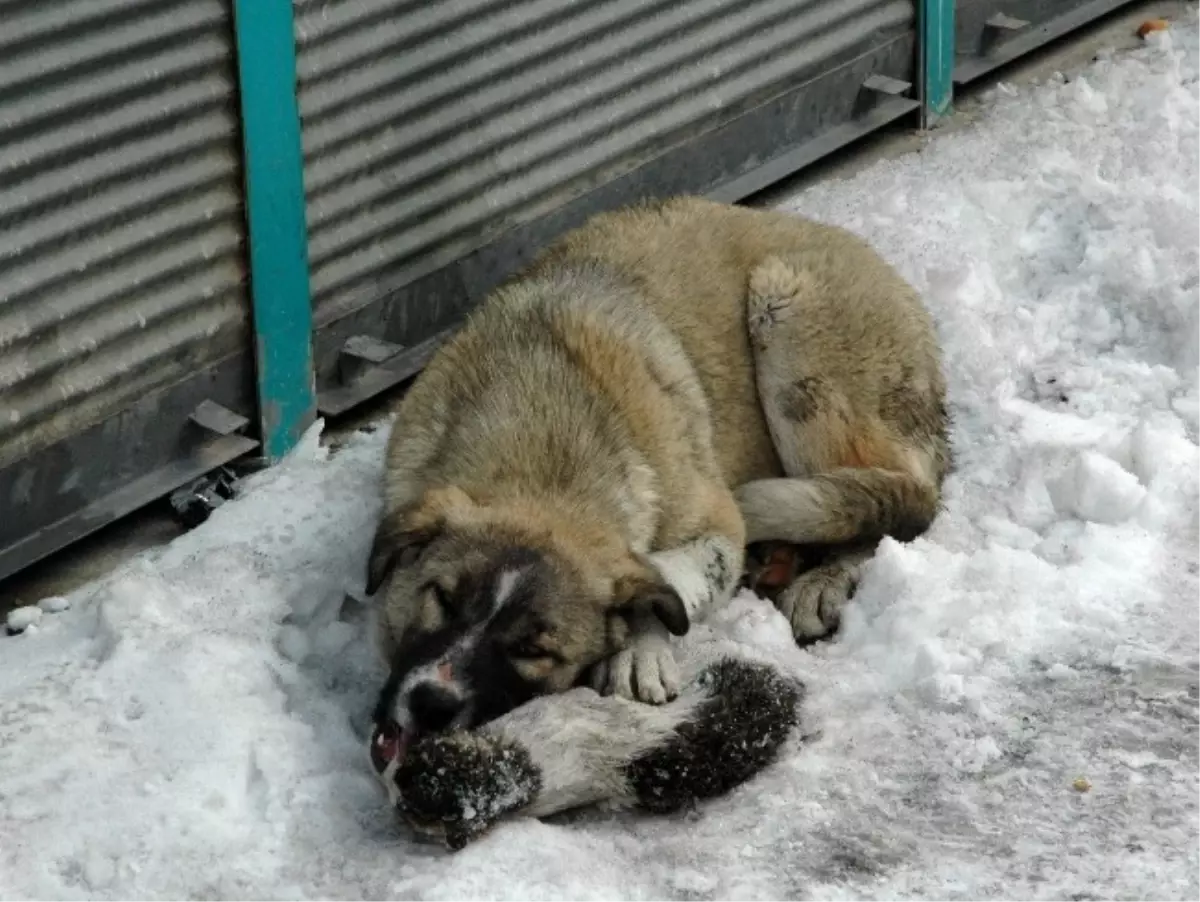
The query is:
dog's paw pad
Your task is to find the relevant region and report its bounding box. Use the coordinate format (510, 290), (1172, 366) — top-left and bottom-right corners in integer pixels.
(394, 733), (541, 849)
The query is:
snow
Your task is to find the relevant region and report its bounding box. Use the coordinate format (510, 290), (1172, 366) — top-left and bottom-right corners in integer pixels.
(1048, 448), (1147, 523)
(6, 604), (42, 634)
(2, 21), (1198, 901)
(37, 595), (71, 614)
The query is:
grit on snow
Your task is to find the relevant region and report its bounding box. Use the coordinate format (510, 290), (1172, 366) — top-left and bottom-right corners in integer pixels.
(2, 22), (1197, 902)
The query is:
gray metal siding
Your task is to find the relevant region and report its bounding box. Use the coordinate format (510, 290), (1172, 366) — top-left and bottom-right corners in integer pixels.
(0, 0), (250, 470)
(294, 0), (914, 328)
(953, 0), (1138, 83)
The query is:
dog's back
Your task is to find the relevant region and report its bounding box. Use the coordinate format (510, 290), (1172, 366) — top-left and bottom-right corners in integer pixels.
(524, 198), (777, 490)
(527, 197), (948, 491)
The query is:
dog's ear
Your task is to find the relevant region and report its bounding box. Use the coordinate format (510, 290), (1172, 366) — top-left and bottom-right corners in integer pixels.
(365, 512), (437, 596)
(365, 486), (475, 595)
(612, 567), (690, 637)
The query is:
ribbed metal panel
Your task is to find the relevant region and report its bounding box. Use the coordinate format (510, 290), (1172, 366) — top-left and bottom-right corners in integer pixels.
(953, 0), (1137, 84)
(0, 0), (250, 470)
(294, 0), (914, 326)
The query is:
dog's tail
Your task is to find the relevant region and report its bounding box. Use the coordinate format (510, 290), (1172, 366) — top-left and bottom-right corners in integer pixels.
(733, 469), (939, 546)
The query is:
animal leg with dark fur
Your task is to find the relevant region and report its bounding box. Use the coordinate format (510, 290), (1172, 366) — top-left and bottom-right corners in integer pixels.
(380, 654), (802, 851)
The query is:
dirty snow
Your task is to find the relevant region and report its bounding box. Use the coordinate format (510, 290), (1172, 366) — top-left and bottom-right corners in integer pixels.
(2, 21), (1198, 902)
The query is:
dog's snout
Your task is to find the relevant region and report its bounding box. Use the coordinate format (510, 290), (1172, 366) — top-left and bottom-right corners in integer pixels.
(408, 681), (464, 732)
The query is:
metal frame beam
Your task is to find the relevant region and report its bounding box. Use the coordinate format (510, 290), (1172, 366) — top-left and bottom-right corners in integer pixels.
(230, 0), (316, 461)
(919, 0), (956, 128)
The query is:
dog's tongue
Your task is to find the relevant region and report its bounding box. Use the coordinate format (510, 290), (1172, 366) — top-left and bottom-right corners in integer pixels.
(371, 721), (411, 773)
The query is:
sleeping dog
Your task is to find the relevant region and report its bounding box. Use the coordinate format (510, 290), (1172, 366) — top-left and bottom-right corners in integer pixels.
(364, 197), (948, 830)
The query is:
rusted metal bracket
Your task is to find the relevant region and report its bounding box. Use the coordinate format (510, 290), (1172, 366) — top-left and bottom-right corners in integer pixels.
(336, 334), (405, 387)
(862, 73), (913, 97)
(854, 72), (914, 117)
(317, 329), (455, 417)
(188, 399), (251, 437)
(979, 12), (1030, 55)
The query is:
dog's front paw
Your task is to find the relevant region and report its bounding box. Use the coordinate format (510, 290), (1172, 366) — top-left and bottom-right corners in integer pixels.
(392, 732), (541, 850)
(591, 623), (680, 704)
(776, 556), (861, 642)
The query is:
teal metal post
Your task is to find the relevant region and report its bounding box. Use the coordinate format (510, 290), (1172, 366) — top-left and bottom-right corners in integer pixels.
(230, 0), (316, 462)
(919, 0), (955, 128)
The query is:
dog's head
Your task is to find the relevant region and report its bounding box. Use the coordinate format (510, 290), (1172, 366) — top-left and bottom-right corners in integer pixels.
(365, 486), (688, 772)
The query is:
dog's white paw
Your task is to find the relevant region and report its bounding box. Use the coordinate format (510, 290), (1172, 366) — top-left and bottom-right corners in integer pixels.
(776, 556), (862, 642)
(591, 624), (680, 704)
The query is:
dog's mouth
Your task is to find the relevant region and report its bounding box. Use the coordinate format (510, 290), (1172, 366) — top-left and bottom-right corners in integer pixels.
(370, 719), (413, 774)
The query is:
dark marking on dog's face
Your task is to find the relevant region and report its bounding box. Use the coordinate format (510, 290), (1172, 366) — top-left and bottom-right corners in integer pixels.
(367, 505), (689, 751)
(372, 542), (589, 737)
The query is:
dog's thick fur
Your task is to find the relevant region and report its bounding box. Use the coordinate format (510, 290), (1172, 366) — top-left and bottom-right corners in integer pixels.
(367, 197), (948, 737)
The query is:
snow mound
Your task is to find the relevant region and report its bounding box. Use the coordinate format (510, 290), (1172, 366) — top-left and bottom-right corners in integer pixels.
(1, 19), (1197, 901)
(6, 605), (42, 634)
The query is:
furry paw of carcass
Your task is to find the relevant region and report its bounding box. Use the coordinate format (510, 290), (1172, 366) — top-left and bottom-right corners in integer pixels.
(370, 654), (804, 851)
(388, 732), (541, 850)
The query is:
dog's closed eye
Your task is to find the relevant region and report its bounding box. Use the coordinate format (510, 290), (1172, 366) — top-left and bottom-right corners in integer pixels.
(510, 640), (560, 661)
(425, 582), (457, 618)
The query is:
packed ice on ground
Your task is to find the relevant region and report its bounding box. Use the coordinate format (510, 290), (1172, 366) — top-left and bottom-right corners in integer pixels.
(1, 19), (1197, 901)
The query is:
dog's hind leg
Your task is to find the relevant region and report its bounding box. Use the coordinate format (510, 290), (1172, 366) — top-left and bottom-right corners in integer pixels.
(772, 545), (874, 640)
(739, 254), (947, 641)
(736, 470), (936, 640)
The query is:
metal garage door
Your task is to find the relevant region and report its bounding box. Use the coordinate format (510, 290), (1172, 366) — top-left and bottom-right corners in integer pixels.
(294, 0), (921, 415)
(953, 0), (1138, 84)
(0, 0), (257, 581)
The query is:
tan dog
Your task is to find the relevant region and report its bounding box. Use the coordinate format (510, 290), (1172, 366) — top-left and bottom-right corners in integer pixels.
(364, 197), (948, 770)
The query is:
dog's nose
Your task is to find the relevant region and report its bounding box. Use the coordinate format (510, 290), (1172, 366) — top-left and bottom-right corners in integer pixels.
(408, 681), (463, 732)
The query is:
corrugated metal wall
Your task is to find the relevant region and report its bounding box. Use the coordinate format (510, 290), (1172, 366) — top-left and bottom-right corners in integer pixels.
(0, 0), (920, 582)
(294, 0), (918, 410)
(954, 0), (1136, 84)
(0, 0), (253, 578)
(0, 0), (1149, 583)
(0, 0), (249, 468)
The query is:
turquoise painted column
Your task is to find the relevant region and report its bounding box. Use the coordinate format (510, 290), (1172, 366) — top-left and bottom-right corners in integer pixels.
(230, 0), (317, 462)
(919, 0), (955, 128)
